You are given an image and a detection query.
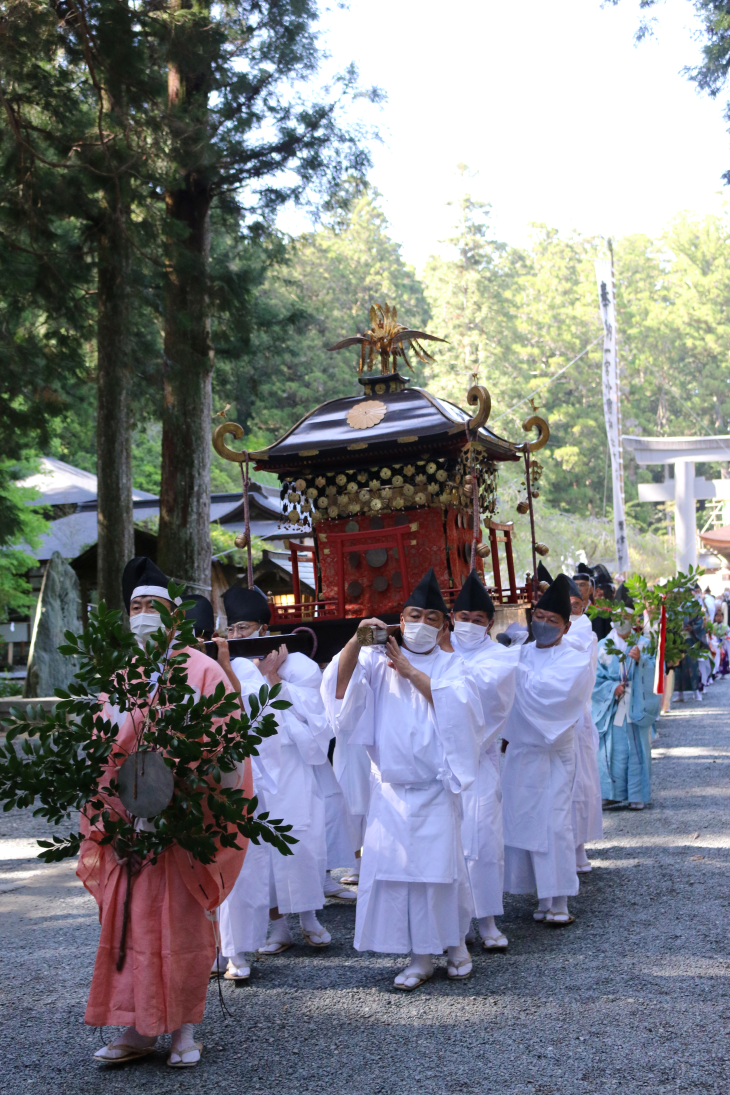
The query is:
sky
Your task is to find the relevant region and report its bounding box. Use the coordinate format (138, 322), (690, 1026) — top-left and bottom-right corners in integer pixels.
(279, 0), (730, 271)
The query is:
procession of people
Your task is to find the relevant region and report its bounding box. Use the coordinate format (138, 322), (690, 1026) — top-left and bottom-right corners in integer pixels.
(71, 551), (694, 1068)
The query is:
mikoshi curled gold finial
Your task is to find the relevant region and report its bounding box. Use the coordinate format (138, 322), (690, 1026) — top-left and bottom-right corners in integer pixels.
(521, 415), (550, 452)
(327, 302), (447, 376)
(211, 419), (254, 589)
(213, 420), (247, 463)
(466, 385), (491, 431)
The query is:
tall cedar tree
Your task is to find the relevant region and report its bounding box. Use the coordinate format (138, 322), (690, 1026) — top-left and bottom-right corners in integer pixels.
(1, 1), (377, 600)
(0, 1), (165, 610)
(0, 2), (93, 536)
(156, 0), (378, 592)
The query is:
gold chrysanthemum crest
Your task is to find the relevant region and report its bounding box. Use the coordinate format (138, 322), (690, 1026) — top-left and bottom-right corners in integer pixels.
(346, 399), (387, 430)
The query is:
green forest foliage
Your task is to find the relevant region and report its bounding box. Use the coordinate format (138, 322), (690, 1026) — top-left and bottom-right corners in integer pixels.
(208, 187), (730, 557)
(9, 182), (730, 582)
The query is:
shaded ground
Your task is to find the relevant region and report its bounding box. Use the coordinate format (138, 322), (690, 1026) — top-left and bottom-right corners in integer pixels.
(1, 681), (729, 1094)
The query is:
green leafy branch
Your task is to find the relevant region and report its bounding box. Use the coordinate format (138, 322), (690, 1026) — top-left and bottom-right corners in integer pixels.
(587, 566), (712, 669)
(0, 582), (296, 867)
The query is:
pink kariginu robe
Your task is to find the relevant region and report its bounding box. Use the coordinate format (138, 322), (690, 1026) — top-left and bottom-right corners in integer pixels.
(77, 647), (251, 1036)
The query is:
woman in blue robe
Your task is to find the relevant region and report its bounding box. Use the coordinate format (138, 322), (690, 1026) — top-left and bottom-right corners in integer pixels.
(592, 618), (660, 810)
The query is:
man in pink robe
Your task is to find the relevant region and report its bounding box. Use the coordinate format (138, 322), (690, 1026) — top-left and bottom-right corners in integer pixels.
(79, 559), (250, 1068)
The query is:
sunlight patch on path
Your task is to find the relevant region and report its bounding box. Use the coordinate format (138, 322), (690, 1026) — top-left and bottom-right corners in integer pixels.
(640, 957), (730, 978)
(590, 833), (730, 849)
(652, 746), (730, 758)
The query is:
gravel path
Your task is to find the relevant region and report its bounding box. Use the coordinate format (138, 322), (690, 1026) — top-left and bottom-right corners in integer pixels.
(1, 680), (729, 1095)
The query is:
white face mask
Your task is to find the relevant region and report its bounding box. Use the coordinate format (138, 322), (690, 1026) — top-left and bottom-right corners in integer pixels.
(453, 620), (488, 647)
(402, 620), (441, 653)
(615, 622), (632, 638)
(570, 613), (583, 623)
(130, 612), (163, 645)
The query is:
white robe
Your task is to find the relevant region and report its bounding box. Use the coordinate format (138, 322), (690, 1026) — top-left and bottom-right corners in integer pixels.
(564, 614), (603, 846)
(331, 733), (371, 855)
(450, 633), (521, 918)
(219, 653), (330, 957)
(322, 643), (481, 954)
(502, 640), (592, 899)
(313, 756), (358, 871)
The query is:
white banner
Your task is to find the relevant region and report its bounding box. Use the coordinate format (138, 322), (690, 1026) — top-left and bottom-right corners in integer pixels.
(595, 258), (630, 574)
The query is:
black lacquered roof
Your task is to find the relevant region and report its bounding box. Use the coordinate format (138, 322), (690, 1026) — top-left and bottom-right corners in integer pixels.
(251, 385), (519, 472)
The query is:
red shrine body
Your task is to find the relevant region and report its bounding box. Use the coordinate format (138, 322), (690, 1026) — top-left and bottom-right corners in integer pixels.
(315, 506), (481, 619)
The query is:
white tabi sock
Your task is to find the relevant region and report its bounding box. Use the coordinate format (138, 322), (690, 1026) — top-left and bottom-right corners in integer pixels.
(169, 1024), (200, 1066)
(538, 897), (552, 912)
(299, 910), (321, 933)
(477, 916), (500, 940)
(267, 916), (293, 944)
(447, 941), (470, 966)
(394, 953), (434, 988)
(299, 910), (331, 945)
(323, 872), (356, 900)
(228, 951), (251, 976)
(551, 895), (568, 914)
(446, 941), (473, 978)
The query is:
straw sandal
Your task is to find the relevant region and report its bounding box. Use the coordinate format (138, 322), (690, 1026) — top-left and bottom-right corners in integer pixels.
(544, 910), (575, 927)
(94, 1044), (156, 1065)
(223, 964), (251, 983)
(301, 927), (331, 948)
(394, 969), (433, 992)
(256, 940), (292, 955)
(324, 883), (357, 902)
(167, 1042), (203, 1068)
(482, 932), (508, 952)
(447, 957), (473, 980)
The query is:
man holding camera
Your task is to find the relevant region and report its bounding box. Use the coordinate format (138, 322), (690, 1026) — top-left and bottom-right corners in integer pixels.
(322, 568), (482, 990)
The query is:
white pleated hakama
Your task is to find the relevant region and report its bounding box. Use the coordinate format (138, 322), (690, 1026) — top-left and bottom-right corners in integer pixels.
(564, 613), (603, 846)
(313, 757), (358, 871)
(219, 839), (271, 953)
(322, 644), (481, 955)
(451, 635), (522, 919)
(501, 640), (592, 900)
(223, 653), (330, 928)
(502, 731), (579, 898)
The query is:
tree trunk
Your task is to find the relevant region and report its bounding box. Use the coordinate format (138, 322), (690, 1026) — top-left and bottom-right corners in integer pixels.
(96, 204), (134, 614)
(157, 24), (213, 595)
(157, 178), (213, 594)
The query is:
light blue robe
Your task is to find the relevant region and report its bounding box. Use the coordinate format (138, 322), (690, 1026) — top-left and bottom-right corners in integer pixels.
(592, 630), (660, 805)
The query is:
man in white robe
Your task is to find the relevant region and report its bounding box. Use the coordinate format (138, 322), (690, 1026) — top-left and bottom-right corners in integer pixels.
(502, 574), (593, 926)
(321, 567), (481, 990)
(215, 587), (332, 981)
(564, 574), (603, 873)
(449, 570), (522, 952)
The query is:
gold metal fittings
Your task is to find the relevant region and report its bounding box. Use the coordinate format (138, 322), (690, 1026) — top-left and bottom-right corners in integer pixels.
(213, 420), (247, 463)
(521, 415), (550, 452)
(467, 385), (492, 431)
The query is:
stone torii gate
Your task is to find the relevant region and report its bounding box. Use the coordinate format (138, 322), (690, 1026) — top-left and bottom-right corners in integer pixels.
(623, 434), (730, 572)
